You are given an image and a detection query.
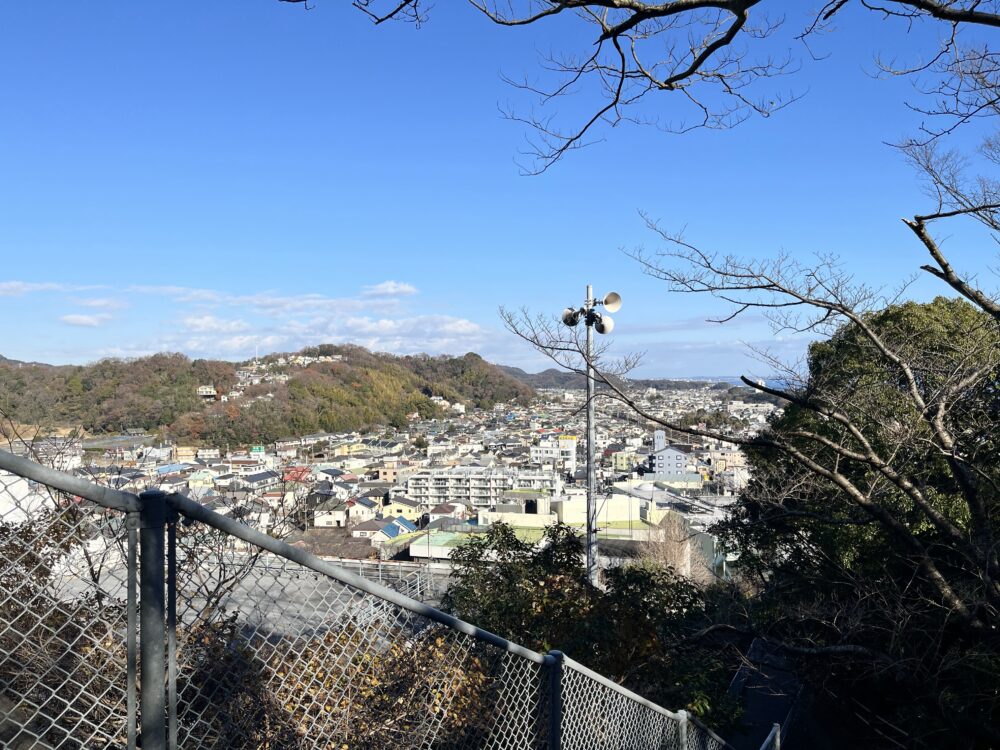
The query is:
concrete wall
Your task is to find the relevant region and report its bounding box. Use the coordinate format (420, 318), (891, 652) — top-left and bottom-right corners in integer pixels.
(551, 493), (644, 525)
(477, 510), (558, 528)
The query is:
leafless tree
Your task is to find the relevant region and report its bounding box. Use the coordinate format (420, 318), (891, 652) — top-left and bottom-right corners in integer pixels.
(642, 510), (716, 585)
(503, 139), (1000, 740)
(277, 0), (1000, 171)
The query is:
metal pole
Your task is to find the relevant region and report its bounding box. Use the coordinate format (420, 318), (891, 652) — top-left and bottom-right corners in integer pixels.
(585, 284), (598, 586)
(126, 517), (138, 750)
(139, 489), (167, 750)
(546, 651), (564, 750)
(678, 709), (689, 747)
(167, 512), (178, 749)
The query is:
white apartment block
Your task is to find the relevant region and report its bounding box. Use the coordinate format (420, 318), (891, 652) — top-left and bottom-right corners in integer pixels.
(650, 445), (692, 476)
(650, 431), (692, 476)
(406, 466), (563, 508)
(529, 435), (578, 474)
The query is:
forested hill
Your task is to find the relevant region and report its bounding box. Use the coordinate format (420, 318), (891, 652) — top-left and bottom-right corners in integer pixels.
(0, 346), (533, 445)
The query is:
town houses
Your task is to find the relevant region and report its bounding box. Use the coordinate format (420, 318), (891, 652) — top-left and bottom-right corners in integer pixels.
(6, 378), (777, 575)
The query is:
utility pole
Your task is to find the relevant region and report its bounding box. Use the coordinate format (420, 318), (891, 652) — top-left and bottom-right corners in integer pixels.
(561, 287), (621, 587)
(585, 285), (598, 587)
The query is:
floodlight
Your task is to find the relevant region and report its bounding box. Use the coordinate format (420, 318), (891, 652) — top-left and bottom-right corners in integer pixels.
(602, 292), (622, 313)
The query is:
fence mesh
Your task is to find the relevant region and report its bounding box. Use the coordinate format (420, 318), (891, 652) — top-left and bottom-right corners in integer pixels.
(559, 660), (724, 750)
(0, 468), (132, 749)
(0, 454), (731, 750)
(171, 520), (549, 749)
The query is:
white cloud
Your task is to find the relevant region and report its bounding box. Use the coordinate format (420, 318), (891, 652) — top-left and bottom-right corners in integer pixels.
(126, 284), (408, 318)
(0, 281), (103, 297)
(182, 333), (287, 356)
(336, 315), (488, 354)
(232, 292), (339, 315)
(77, 297), (127, 310)
(129, 285), (225, 304)
(361, 280), (418, 297)
(217, 334), (286, 353)
(182, 315), (251, 333)
(60, 313), (112, 328)
(8, 277), (499, 364)
(342, 315), (481, 337)
(1, 281), (63, 296)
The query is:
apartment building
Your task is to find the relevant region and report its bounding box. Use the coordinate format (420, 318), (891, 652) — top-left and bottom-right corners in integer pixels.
(406, 466), (562, 508)
(529, 434), (578, 474)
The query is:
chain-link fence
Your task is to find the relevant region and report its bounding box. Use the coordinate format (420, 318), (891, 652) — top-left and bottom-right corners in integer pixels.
(168, 525), (548, 749)
(0, 457), (138, 749)
(0, 448), (733, 750)
(557, 655), (727, 750)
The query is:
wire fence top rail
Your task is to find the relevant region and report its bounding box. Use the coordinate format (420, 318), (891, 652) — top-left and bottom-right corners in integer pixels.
(0, 447), (139, 512)
(0, 446), (734, 750)
(560, 654), (685, 722)
(165, 490), (550, 666)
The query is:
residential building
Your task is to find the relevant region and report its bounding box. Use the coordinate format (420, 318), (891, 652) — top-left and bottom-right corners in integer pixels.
(428, 503), (466, 523)
(529, 435), (578, 474)
(352, 518), (393, 539)
(384, 496), (423, 522)
(649, 432), (693, 476)
(371, 516), (418, 545)
(196, 385), (217, 400)
(242, 470), (281, 492)
(314, 499), (350, 528)
(406, 466), (562, 508)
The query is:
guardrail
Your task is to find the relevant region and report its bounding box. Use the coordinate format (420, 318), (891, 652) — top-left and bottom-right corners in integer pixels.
(0, 448), (731, 749)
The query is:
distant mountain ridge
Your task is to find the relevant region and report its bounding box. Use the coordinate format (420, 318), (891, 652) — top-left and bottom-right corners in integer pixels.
(0, 353), (58, 369)
(497, 365), (739, 390)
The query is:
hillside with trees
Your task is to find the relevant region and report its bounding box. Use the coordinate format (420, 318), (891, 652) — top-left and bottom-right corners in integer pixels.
(0, 346), (532, 445)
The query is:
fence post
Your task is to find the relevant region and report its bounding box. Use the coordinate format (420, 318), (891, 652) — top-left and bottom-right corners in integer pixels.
(167, 508), (178, 749)
(547, 650), (564, 750)
(139, 489), (167, 750)
(678, 709), (688, 748)
(126, 512), (139, 750)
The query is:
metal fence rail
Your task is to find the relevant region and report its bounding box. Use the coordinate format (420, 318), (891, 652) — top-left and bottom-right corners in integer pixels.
(0, 448), (732, 750)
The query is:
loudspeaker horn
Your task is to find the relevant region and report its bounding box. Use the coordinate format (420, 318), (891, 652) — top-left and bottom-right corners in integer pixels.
(562, 307), (581, 327)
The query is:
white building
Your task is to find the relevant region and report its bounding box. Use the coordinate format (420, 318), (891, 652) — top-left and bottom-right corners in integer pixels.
(649, 431), (693, 476)
(529, 435), (578, 474)
(406, 466), (562, 508)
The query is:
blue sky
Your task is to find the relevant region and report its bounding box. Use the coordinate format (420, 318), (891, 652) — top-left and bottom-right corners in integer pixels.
(0, 2), (995, 377)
